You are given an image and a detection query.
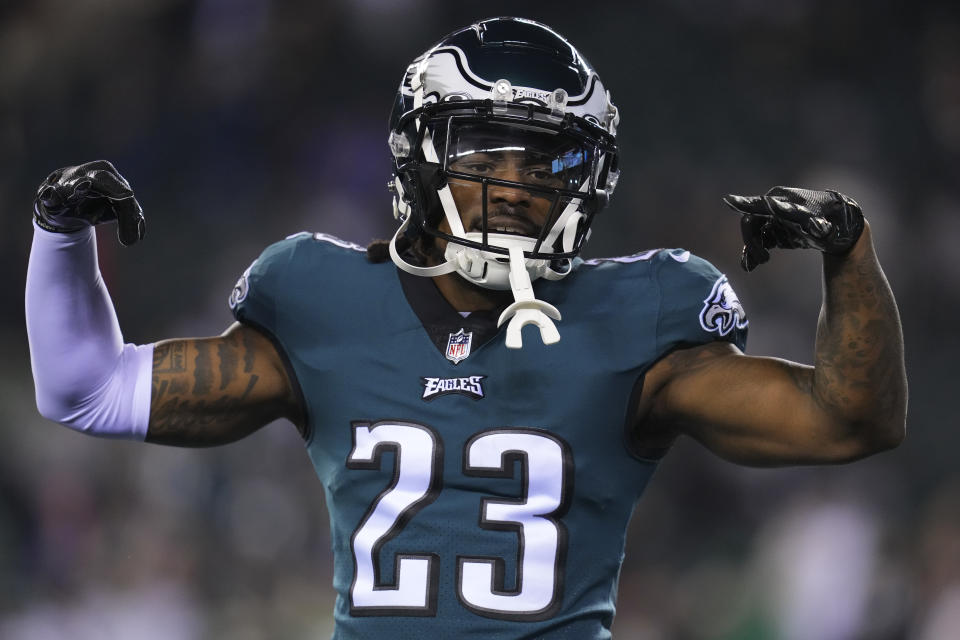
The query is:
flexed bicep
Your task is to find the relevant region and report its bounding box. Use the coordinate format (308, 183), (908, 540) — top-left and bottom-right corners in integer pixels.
(148, 323), (304, 446)
(638, 343), (852, 466)
(638, 333), (902, 467)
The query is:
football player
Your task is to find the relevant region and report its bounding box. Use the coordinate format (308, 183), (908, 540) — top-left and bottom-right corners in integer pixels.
(26, 17), (905, 639)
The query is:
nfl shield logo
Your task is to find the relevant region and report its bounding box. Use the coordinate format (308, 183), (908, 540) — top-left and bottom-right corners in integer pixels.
(445, 329), (473, 364)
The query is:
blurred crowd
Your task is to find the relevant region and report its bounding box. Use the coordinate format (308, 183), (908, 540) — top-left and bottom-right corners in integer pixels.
(1, 0), (958, 638)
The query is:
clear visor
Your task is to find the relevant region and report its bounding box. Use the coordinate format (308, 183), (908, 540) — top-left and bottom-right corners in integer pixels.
(442, 121), (594, 192)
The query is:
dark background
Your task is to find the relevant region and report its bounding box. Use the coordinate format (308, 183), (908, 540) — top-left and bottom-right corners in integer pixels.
(1, 1), (958, 638)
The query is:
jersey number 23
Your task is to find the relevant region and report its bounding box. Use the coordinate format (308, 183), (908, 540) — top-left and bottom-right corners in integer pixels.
(347, 421), (572, 621)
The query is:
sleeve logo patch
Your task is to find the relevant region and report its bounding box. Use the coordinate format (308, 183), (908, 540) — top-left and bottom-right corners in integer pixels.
(228, 263), (253, 310)
(699, 275), (748, 336)
(421, 376), (486, 401)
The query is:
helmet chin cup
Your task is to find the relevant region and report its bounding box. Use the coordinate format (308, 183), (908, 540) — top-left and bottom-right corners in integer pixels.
(496, 245), (562, 349)
(444, 233), (548, 291)
(451, 246), (489, 282)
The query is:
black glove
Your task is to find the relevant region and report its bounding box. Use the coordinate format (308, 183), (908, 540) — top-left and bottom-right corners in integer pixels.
(34, 160), (145, 246)
(722, 186), (864, 272)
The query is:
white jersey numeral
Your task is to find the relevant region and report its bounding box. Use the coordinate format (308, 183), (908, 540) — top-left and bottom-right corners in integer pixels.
(347, 423), (571, 620)
(347, 422), (441, 615)
(457, 430), (570, 619)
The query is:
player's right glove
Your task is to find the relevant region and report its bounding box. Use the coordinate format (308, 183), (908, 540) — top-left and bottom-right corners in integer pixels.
(34, 160), (145, 246)
(722, 186), (864, 272)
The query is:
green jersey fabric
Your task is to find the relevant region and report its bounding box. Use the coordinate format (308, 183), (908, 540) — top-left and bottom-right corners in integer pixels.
(229, 232), (748, 639)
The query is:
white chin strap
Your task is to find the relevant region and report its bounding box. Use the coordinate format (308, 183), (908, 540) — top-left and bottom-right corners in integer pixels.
(388, 214), (458, 278)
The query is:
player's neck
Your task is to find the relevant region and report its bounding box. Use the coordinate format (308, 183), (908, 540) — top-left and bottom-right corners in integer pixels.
(431, 273), (512, 313)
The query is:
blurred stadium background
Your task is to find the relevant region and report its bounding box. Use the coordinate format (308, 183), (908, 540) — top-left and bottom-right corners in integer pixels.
(1, 1), (958, 638)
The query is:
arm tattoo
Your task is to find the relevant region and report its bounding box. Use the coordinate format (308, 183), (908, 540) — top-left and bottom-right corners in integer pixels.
(241, 374), (259, 400)
(192, 342), (213, 395)
(149, 332), (278, 446)
(152, 341), (186, 372)
(152, 342), (187, 402)
(242, 328), (256, 373)
(149, 393), (261, 444)
(218, 341), (238, 390)
(808, 232), (906, 428)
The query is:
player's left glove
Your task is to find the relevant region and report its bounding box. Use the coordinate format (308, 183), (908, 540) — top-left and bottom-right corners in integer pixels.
(722, 187), (864, 272)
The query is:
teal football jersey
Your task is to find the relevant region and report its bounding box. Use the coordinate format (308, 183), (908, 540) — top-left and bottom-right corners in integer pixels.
(229, 233), (748, 639)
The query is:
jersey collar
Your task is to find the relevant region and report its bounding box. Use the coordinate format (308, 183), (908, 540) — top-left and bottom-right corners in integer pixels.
(396, 268), (505, 363)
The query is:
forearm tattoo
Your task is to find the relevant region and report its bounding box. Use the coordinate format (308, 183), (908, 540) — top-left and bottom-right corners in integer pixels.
(808, 237), (906, 422)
